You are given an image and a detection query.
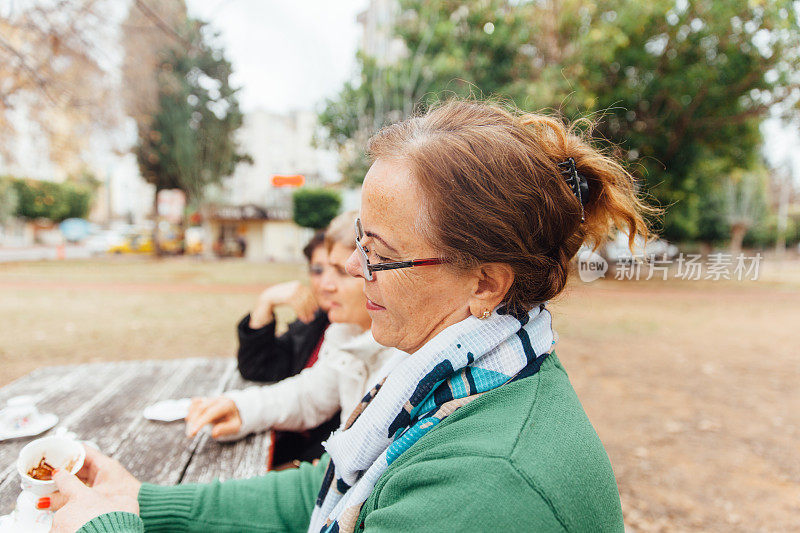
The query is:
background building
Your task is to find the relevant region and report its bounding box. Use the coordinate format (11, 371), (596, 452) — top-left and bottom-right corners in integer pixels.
(203, 108), (339, 261)
(221, 109), (338, 210)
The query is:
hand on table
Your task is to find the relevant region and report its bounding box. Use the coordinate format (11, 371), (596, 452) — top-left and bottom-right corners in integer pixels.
(249, 281), (319, 328)
(48, 445), (141, 532)
(185, 396), (242, 439)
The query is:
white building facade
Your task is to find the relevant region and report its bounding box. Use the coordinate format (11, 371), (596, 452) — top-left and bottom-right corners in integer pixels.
(222, 109), (339, 210)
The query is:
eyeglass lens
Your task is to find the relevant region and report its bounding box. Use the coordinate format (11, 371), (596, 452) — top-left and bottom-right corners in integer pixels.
(354, 218), (373, 281)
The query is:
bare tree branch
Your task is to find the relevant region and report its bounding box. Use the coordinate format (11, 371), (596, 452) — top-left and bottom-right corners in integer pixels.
(133, 0), (191, 47)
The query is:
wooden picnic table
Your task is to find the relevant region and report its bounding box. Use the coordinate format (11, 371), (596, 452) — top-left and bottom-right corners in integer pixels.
(0, 358), (270, 515)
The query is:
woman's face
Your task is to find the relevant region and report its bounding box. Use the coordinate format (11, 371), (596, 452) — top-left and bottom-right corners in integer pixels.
(321, 242), (372, 330)
(345, 158), (475, 354)
(308, 245), (332, 312)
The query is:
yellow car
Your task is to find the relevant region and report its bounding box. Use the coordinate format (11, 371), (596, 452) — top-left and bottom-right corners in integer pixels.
(108, 232), (154, 254)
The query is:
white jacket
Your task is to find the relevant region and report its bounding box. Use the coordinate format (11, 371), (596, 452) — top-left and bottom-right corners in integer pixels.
(221, 323), (403, 441)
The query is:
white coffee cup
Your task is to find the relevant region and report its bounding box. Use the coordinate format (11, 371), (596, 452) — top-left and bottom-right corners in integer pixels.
(0, 395), (39, 432)
(16, 436), (86, 497)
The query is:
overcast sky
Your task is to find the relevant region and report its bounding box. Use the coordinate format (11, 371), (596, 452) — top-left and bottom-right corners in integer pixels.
(185, 0), (368, 114)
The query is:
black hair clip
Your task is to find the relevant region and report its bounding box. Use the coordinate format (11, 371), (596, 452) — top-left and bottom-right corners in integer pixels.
(557, 157), (589, 223)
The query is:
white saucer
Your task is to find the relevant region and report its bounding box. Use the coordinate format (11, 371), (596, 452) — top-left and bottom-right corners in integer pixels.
(0, 414), (58, 442)
(143, 398), (191, 422)
(0, 491), (52, 532)
(0, 511), (52, 533)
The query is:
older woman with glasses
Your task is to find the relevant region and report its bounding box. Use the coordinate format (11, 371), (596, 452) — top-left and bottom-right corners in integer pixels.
(46, 100), (657, 533)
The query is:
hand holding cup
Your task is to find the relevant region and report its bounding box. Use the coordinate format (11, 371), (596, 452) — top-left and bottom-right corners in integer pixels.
(24, 444), (142, 531)
(49, 465), (139, 533)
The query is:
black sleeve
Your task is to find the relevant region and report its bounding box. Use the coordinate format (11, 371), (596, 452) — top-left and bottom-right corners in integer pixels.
(236, 310), (330, 383)
(236, 313), (297, 382)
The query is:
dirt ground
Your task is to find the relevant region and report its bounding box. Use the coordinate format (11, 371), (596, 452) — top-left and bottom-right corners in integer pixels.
(1, 255), (799, 531)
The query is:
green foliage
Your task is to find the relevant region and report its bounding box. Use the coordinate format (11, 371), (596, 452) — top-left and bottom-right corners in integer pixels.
(318, 0), (800, 238)
(696, 189), (729, 245)
(0, 179), (18, 223)
(1, 177), (92, 222)
(338, 147), (372, 187)
(788, 218), (800, 247)
(741, 213), (800, 249)
(533, 0), (796, 240)
(292, 188), (342, 229)
(136, 19), (251, 201)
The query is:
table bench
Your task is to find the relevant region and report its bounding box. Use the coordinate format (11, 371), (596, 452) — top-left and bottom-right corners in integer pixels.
(0, 358), (270, 514)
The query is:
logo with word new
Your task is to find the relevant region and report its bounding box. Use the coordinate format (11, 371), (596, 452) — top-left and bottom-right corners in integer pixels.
(577, 250), (608, 282)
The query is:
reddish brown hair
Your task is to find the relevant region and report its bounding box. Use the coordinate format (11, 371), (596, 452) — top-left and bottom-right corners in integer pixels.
(367, 99), (660, 313)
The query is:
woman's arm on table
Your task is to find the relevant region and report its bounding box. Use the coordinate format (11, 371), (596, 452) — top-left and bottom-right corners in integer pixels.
(137, 458), (328, 532)
(54, 446), (329, 533)
(185, 351), (341, 441)
(224, 355), (343, 437)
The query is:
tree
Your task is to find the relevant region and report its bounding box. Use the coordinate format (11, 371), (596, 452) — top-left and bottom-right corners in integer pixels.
(129, 14), (250, 252)
(523, 0), (799, 240)
(121, 1), (189, 142)
(319, 0), (800, 240)
(0, 0), (118, 174)
(4, 177), (92, 222)
(724, 168), (768, 253)
(293, 188), (342, 229)
(0, 179), (18, 223)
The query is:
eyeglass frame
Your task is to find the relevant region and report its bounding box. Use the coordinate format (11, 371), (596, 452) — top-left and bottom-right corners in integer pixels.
(354, 218), (447, 281)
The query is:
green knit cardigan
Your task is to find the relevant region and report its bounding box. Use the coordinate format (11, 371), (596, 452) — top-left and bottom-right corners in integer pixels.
(80, 353), (624, 532)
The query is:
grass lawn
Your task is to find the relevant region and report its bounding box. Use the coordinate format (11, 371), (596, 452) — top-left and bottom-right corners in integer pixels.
(0, 257), (305, 385)
(1, 254), (799, 531)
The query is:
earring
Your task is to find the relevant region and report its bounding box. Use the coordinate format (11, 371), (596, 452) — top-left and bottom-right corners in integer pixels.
(478, 310), (491, 320)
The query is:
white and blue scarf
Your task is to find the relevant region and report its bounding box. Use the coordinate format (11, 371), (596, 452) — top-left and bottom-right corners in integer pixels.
(308, 304), (557, 533)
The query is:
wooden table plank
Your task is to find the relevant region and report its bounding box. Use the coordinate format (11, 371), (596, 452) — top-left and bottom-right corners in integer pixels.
(179, 371), (273, 484)
(0, 365), (110, 467)
(111, 359), (236, 484)
(0, 358), (242, 514)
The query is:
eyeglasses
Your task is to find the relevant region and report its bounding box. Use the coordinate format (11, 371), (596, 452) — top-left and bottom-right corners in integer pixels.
(354, 218), (446, 281)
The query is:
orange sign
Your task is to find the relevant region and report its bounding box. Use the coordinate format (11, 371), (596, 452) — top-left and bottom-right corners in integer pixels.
(271, 174), (305, 187)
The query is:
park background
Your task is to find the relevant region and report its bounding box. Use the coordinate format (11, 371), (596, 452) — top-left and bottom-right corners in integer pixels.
(1, 1), (799, 531)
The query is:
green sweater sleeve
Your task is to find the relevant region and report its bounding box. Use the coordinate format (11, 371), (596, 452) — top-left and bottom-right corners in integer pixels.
(137, 458), (329, 532)
(78, 512), (144, 533)
(360, 455), (567, 533)
(77, 458), (329, 533)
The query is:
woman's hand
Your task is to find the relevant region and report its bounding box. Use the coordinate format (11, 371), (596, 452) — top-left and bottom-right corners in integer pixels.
(48, 446), (141, 532)
(185, 396), (242, 439)
(249, 281), (319, 328)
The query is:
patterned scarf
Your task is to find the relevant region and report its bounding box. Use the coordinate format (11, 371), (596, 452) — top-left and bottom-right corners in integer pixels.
(307, 304), (557, 533)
